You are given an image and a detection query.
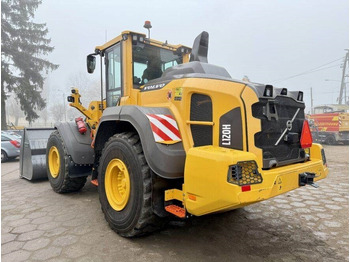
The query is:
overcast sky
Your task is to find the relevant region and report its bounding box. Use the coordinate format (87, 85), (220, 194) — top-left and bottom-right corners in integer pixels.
(35, 0), (349, 112)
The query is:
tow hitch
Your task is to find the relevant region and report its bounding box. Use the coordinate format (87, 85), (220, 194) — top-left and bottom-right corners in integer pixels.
(299, 172), (319, 188)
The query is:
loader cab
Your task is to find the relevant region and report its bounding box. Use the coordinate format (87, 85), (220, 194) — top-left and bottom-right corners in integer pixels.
(92, 31), (191, 108)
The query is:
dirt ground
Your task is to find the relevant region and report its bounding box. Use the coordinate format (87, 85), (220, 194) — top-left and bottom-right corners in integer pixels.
(1, 145), (349, 262)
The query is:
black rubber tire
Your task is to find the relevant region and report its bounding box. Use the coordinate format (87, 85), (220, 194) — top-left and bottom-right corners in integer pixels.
(325, 135), (336, 145)
(98, 132), (163, 237)
(1, 150), (8, 163)
(46, 130), (87, 193)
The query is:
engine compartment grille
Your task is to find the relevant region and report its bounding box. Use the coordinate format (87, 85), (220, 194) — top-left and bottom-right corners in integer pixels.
(190, 94), (213, 147)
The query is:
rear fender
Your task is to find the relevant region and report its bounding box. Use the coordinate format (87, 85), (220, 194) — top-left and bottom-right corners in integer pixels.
(55, 122), (94, 177)
(55, 122), (94, 164)
(94, 106), (186, 179)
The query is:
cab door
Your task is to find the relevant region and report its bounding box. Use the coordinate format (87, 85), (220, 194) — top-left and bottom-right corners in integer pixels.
(105, 42), (122, 107)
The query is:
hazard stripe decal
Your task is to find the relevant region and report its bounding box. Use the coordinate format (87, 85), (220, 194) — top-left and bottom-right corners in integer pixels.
(149, 122), (173, 141)
(148, 114), (181, 138)
(146, 114), (182, 143)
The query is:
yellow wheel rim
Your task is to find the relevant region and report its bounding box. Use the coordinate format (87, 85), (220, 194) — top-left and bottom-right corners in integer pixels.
(105, 159), (130, 211)
(48, 146), (60, 178)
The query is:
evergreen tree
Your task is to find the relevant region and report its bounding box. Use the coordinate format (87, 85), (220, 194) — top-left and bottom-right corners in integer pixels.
(1, 0), (58, 128)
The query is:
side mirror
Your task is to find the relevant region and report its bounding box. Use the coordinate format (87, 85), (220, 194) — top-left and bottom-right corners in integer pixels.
(87, 55), (96, 74)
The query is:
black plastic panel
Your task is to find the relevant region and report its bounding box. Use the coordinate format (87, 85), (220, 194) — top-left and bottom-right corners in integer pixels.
(219, 107), (243, 150)
(252, 96), (306, 169)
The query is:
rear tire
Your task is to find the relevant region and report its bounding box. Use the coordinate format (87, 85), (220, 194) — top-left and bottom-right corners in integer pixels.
(1, 150), (8, 163)
(98, 132), (163, 237)
(46, 131), (87, 193)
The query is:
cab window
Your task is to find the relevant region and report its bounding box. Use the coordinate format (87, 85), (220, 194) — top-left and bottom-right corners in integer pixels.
(132, 43), (183, 86)
(106, 43), (122, 107)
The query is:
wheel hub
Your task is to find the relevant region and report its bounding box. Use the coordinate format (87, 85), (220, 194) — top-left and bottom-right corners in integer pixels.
(48, 146), (60, 178)
(105, 158), (130, 211)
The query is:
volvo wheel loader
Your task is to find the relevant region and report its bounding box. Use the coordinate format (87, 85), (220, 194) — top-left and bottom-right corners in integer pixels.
(21, 26), (328, 237)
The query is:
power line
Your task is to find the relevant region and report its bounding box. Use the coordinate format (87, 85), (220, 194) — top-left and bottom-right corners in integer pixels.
(304, 57), (343, 71)
(273, 64), (341, 83)
(271, 57), (344, 84)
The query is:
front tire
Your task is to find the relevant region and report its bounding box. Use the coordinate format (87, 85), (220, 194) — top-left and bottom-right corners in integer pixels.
(46, 131), (87, 193)
(98, 132), (162, 237)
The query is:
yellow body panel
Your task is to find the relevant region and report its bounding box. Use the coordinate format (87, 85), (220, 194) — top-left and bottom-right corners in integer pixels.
(121, 36), (133, 103)
(138, 78), (247, 152)
(183, 143), (328, 216)
(165, 189), (184, 202)
(95, 34), (123, 52)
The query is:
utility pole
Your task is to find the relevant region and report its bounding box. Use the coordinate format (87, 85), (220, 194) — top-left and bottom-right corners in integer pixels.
(339, 49), (349, 105)
(310, 87), (314, 114)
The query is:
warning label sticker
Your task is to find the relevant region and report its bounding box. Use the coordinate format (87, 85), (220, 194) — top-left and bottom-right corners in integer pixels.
(174, 87), (183, 101)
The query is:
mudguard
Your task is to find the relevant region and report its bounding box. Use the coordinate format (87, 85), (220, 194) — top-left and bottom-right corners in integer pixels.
(55, 122), (94, 177)
(95, 106), (186, 179)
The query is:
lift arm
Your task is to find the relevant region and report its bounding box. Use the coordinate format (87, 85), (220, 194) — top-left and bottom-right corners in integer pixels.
(68, 88), (94, 120)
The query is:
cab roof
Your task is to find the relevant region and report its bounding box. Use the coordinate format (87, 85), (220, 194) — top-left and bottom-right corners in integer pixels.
(95, 30), (191, 53)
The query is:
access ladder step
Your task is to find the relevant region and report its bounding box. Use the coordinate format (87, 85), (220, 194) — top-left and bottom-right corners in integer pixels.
(91, 179), (98, 186)
(165, 205), (186, 218)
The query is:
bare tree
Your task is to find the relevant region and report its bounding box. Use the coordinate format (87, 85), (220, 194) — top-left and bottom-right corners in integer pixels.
(43, 72), (100, 124)
(67, 71), (100, 106)
(40, 107), (49, 126)
(37, 79), (51, 126)
(50, 103), (65, 122)
(7, 95), (25, 126)
(66, 107), (80, 121)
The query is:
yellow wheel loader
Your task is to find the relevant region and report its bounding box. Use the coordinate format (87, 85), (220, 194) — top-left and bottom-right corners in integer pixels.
(20, 26), (328, 237)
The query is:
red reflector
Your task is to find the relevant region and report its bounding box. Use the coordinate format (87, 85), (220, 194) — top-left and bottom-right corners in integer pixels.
(300, 120), (313, 148)
(241, 185), (251, 192)
(10, 140), (20, 148)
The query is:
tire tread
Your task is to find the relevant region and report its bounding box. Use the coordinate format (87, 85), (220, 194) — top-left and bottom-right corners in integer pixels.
(99, 132), (163, 237)
(48, 131), (87, 193)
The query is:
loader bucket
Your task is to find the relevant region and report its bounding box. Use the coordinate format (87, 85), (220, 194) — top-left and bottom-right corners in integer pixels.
(19, 128), (55, 180)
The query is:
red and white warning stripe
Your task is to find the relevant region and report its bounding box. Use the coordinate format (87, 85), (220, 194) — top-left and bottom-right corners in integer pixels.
(146, 114), (181, 143)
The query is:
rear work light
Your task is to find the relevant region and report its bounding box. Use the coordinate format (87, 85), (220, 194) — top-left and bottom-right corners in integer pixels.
(300, 120), (312, 148)
(10, 140), (20, 148)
